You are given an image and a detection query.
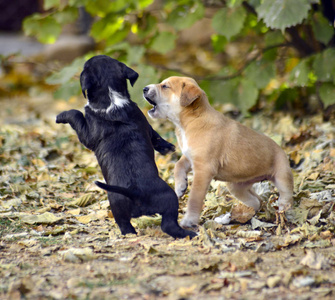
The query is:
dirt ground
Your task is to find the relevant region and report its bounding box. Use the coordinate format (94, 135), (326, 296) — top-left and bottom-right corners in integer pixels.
(0, 92), (335, 299)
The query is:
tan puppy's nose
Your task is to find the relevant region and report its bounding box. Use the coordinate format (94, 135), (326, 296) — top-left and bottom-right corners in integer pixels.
(143, 86), (149, 94)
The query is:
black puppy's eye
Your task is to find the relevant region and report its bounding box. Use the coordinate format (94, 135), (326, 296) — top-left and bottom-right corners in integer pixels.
(162, 84), (169, 89)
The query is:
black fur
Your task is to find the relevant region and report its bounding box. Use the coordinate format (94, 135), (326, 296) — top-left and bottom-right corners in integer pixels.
(56, 55), (196, 239)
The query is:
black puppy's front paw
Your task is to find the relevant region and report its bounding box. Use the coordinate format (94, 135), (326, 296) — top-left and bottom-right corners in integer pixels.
(156, 141), (176, 155)
(56, 109), (83, 124)
(56, 111), (69, 124)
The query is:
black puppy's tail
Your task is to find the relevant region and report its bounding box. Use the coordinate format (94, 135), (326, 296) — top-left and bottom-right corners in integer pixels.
(95, 181), (136, 200)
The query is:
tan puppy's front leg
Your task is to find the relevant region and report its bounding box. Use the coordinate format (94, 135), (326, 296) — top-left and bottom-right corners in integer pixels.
(174, 155), (192, 198)
(180, 167), (213, 228)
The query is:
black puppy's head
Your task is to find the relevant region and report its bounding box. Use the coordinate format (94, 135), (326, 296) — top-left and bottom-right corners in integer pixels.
(80, 55), (138, 109)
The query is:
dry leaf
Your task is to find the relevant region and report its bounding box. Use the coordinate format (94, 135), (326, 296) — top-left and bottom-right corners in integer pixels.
(59, 247), (95, 262)
(70, 193), (95, 207)
(251, 218), (276, 229)
(236, 230), (262, 238)
(231, 203), (255, 223)
(66, 208), (81, 215)
(300, 250), (329, 270)
(177, 284), (197, 298)
(20, 212), (62, 224)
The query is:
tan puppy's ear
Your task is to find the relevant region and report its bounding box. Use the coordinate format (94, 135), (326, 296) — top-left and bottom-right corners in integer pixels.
(180, 83), (202, 107)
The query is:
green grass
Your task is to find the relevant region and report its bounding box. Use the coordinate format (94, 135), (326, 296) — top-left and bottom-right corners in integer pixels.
(0, 218), (28, 236)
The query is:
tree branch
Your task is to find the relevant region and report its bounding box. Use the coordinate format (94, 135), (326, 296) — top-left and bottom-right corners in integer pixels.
(151, 42), (291, 81)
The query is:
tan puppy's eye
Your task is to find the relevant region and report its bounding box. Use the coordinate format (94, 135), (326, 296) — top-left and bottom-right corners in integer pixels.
(162, 84), (169, 89)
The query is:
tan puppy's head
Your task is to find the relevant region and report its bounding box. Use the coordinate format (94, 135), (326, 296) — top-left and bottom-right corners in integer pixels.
(143, 76), (203, 122)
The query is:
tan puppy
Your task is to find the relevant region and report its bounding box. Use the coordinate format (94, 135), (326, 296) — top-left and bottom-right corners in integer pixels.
(143, 76), (294, 228)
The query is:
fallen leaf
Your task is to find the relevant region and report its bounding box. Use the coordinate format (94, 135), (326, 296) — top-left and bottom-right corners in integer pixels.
(70, 193), (95, 207)
(267, 275), (281, 288)
(281, 234), (303, 247)
(177, 284), (197, 298)
(300, 250), (329, 269)
(236, 230), (262, 238)
(231, 204), (255, 223)
(307, 172), (319, 181)
(66, 208), (81, 215)
(251, 217), (276, 229)
(20, 212), (62, 224)
(18, 239), (38, 248)
(59, 247), (95, 262)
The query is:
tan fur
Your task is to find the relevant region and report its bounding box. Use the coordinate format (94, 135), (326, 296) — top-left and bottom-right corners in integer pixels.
(144, 76), (294, 227)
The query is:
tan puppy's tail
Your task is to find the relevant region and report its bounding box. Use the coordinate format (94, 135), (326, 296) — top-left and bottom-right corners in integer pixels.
(95, 181), (137, 199)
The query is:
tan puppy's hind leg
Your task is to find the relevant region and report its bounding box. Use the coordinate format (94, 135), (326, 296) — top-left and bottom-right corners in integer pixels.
(180, 167), (213, 228)
(273, 170), (294, 212)
(174, 155), (191, 198)
(226, 182), (261, 211)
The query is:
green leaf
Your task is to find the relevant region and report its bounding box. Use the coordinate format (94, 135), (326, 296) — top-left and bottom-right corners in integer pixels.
(137, 0), (155, 9)
(275, 88), (298, 110)
(227, 0), (244, 8)
(53, 81), (81, 100)
(167, 2), (204, 30)
(208, 78), (258, 114)
(85, 0), (124, 15)
(245, 59), (276, 89)
(136, 13), (157, 38)
(312, 12), (334, 45)
(129, 65), (159, 107)
(23, 14), (62, 44)
(312, 48), (335, 82)
(46, 57), (86, 85)
(248, 0), (261, 9)
(53, 7), (79, 24)
(319, 83), (335, 108)
(90, 15), (127, 43)
(44, 0), (60, 10)
(289, 58), (311, 87)
(127, 45), (146, 65)
(105, 26), (130, 46)
(264, 31), (285, 47)
(212, 6), (247, 40)
(150, 31), (176, 54)
(69, 0), (90, 6)
(234, 78), (259, 114)
(256, 0), (312, 31)
(211, 34), (227, 53)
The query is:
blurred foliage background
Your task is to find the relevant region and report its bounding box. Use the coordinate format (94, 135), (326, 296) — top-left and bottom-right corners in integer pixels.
(7, 0), (335, 116)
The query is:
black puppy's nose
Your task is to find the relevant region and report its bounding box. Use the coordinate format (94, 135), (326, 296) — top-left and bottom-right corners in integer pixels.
(143, 86), (149, 93)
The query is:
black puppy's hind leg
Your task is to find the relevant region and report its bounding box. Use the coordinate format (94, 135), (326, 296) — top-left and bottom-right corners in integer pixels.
(161, 210), (196, 239)
(108, 196), (136, 235)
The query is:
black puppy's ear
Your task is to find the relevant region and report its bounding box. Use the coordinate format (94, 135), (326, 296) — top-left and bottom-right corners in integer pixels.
(80, 68), (97, 98)
(124, 66), (139, 87)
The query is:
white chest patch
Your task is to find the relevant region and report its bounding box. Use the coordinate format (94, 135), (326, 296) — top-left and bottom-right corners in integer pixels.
(179, 128), (192, 163)
(86, 87), (129, 113)
(108, 87), (128, 109)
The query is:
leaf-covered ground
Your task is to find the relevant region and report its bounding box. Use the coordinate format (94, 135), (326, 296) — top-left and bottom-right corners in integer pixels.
(0, 92), (335, 300)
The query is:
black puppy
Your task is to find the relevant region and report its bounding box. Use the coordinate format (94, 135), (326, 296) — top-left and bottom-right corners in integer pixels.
(56, 55), (196, 239)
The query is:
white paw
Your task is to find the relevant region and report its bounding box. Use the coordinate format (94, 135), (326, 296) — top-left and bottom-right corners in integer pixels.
(175, 181), (188, 198)
(180, 213), (199, 228)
